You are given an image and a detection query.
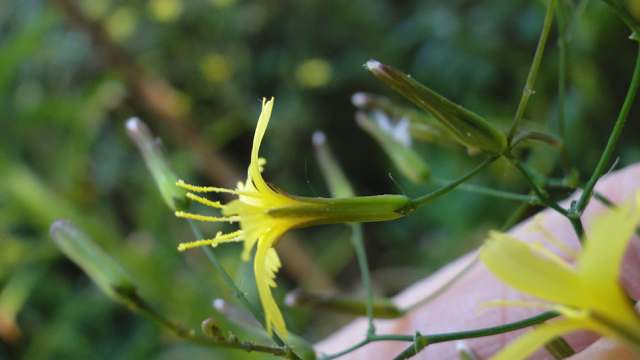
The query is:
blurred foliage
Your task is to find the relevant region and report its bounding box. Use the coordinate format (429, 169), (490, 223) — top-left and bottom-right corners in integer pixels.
(1, 0), (640, 358)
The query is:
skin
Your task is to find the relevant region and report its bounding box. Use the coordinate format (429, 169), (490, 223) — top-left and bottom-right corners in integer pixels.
(314, 163), (640, 360)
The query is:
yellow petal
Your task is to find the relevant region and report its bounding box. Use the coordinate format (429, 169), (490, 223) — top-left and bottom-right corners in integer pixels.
(254, 225), (288, 338)
(489, 317), (596, 360)
(579, 196), (640, 293)
(250, 98), (275, 195)
(480, 232), (586, 306)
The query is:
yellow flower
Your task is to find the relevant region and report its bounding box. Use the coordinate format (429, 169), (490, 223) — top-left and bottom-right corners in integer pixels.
(175, 97), (413, 338)
(480, 195), (640, 360)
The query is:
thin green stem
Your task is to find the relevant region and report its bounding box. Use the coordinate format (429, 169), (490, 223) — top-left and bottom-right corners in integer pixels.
(506, 153), (584, 239)
(133, 294), (193, 337)
(133, 291), (301, 359)
(507, 0), (557, 142)
(499, 199), (531, 232)
(556, 0), (568, 142)
(430, 177), (539, 203)
(320, 309), (560, 360)
(511, 131), (574, 178)
(576, 45), (640, 213)
(565, 0), (588, 39)
(184, 334), (302, 359)
(599, 0), (640, 37)
(187, 219), (289, 348)
(410, 157), (499, 209)
(320, 338), (370, 360)
(393, 311), (558, 360)
(349, 223), (375, 336)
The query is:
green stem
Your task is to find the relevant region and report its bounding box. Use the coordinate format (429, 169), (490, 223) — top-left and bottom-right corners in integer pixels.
(506, 153), (584, 239)
(393, 311), (558, 360)
(507, 0), (557, 143)
(350, 223), (376, 336)
(134, 291), (301, 359)
(599, 0), (640, 37)
(564, 0), (588, 39)
(187, 219), (289, 349)
(320, 309), (559, 360)
(410, 157), (499, 209)
(576, 44), (640, 213)
(556, 0), (568, 143)
(183, 334), (301, 359)
(499, 199), (531, 232)
(511, 131), (574, 178)
(430, 177), (538, 203)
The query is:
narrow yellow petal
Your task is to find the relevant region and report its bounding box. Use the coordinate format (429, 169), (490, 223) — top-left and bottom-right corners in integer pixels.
(579, 197), (640, 290)
(254, 229), (288, 338)
(489, 318), (591, 360)
(480, 232), (586, 306)
(249, 98), (276, 195)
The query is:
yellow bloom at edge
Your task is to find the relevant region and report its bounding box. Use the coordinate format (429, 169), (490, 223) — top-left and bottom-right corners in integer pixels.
(480, 194), (640, 360)
(175, 97), (414, 338)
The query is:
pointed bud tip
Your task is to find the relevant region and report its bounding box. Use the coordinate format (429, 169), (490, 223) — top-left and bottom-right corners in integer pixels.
(50, 218), (71, 231)
(125, 117), (141, 131)
(365, 60), (383, 72)
(125, 117), (153, 140)
(213, 298), (225, 311)
(284, 289), (302, 306)
(351, 92), (368, 107)
(312, 131), (326, 147)
(49, 219), (73, 240)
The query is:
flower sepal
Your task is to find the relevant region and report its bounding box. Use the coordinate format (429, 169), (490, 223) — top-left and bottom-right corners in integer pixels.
(266, 191), (415, 224)
(366, 60), (507, 155)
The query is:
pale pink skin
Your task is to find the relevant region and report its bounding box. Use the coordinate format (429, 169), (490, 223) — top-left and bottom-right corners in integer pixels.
(314, 163), (640, 360)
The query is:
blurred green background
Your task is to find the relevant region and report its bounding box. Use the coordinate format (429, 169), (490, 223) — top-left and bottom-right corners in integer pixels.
(2, 0), (640, 358)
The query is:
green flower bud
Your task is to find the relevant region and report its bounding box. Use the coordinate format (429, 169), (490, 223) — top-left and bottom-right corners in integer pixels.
(312, 131), (355, 198)
(366, 60), (507, 155)
(352, 92), (459, 146)
(265, 192), (415, 224)
(126, 118), (188, 211)
(355, 111), (430, 184)
(49, 220), (138, 306)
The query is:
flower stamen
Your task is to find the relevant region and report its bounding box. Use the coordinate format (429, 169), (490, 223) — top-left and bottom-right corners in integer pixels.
(175, 210), (239, 223)
(528, 215), (578, 259)
(186, 192), (224, 208)
(178, 230), (243, 251)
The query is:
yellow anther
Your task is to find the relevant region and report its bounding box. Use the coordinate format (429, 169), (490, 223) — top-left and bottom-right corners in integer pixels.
(177, 230), (243, 251)
(186, 192), (224, 208)
(174, 211), (238, 223)
(176, 180), (240, 194)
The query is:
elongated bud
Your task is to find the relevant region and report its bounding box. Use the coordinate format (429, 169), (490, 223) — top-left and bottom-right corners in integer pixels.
(285, 289), (404, 318)
(352, 92), (458, 145)
(356, 111), (430, 184)
(312, 131), (355, 198)
(268, 193), (415, 222)
(0, 266), (43, 343)
(49, 220), (139, 306)
(365, 60), (507, 155)
(126, 118), (188, 211)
